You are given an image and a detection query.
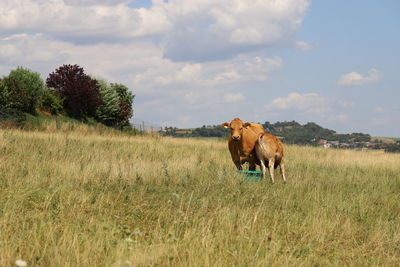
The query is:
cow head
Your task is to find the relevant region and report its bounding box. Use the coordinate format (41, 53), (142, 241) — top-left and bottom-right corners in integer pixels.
(222, 118), (251, 141)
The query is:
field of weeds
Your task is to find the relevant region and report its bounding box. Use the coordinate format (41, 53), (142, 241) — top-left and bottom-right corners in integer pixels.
(1, 127), (400, 266)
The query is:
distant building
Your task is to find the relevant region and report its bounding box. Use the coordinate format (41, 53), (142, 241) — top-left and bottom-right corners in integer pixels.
(330, 141), (339, 146)
(317, 139), (327, 145)
(340, 143), (350, 148)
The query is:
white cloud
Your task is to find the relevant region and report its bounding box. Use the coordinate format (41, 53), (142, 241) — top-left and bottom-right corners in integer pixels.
(64, 0), (132, 6)
(295, 40), (316, 51)
(224, 93), (245, 103)
(260, 92), (352, 125)
(0, 33), (158, 80)
(163, 0), (309, 60)
(263, 92), (353, 122)
(154, 64), (202, 85)
(337, 68), (381, 86)
(0, 0), (309, 61)
(132, 54), (283, 93)
(265, 92), (330, 114)
(0, 0), (171, 42)
(374, 107), (385, 113)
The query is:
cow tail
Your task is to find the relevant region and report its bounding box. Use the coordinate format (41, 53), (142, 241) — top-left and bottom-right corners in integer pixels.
(258, 134), (268, 155)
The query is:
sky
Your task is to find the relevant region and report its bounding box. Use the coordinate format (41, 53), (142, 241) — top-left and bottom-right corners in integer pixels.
(0, 0), (399, 136)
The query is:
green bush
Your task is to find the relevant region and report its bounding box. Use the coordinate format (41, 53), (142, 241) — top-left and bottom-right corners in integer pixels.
(0, 79), (9, 107)
(0, 107), (26, 128)
(94, 80), (134, 128)
(40, 88), (64, 115)
(95, 79), (120, 126)
(385, 143), (400, 153)
(1, 67), (44, 114)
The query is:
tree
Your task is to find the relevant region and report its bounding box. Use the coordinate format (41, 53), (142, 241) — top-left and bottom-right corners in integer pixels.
(95, 79), (120, 126)
(263, 121), (275, 132)
(1, 67), (44, 114)
(385, 143), (400, 153)
(111, 83), (134, 128)
(350, 133), (371, 142)
(46, 64), (101, 119)
(40, 88), (64, 115)
(0, 79), (8, 108)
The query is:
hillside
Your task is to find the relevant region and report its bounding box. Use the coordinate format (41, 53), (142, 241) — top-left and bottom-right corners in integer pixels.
(0, 112), (139, 137)
(1, 128), (400, 265)
(165, 121), (371, 143)
(164, 121), (400, 152)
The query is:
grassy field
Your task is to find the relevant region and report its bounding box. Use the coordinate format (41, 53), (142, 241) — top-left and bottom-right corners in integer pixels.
(1, 126), (400, 266)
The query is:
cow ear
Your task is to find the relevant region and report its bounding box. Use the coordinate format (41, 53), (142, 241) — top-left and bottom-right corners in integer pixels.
(221, 122), (230, 128)
(243, 122), (251, 129)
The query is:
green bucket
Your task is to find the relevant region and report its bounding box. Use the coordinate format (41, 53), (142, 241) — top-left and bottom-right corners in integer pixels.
(237, 170), (263, 181)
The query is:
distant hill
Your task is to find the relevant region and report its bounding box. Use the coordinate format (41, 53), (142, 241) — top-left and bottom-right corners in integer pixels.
(262, 120), (371, 145)
(163, 120), (400, 153)
(164, 120), (370, 144)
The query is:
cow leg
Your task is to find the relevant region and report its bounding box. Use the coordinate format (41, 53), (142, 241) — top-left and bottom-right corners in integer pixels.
(268, 158), (275, 184)
(234, 160), (242, 170)
(259, 159), (267, 180)
(248, 160), (256, 171)
(280, 159), (287, 184)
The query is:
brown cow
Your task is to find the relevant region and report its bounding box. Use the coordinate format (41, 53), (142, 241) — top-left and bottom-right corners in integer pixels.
(255, 133), (287, 184)
(221, 118), (265, 171)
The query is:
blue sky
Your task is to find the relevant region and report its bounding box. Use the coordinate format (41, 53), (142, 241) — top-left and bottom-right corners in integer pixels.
(129, 0), (152, 9)
(0, 0), (399, 136)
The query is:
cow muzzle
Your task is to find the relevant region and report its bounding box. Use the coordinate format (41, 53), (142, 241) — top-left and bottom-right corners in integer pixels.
(232, 135), (241, 141)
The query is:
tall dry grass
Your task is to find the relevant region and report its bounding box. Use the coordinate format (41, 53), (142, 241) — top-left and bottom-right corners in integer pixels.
(1, 128), (400, 266)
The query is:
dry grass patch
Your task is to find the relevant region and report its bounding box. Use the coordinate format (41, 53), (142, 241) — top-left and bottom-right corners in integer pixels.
(1, 129), (400, 266)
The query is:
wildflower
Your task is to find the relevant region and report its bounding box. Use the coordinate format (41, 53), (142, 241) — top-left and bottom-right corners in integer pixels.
(15, 259), (27, 267)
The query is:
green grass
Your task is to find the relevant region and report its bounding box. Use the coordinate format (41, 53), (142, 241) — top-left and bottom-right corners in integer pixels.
(1, 129), (400, 266)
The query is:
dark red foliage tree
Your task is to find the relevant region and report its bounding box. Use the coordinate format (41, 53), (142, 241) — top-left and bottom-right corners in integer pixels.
(46, 64), (101, 119)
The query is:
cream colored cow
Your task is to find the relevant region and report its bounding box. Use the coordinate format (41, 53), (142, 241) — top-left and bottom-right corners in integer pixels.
(255, 133), (287, 184)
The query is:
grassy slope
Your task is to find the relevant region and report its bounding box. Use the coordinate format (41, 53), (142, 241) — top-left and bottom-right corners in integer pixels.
(371, 137), (398, 144)
(23, 114), (125, 135)
(1, 128), (400, 266)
